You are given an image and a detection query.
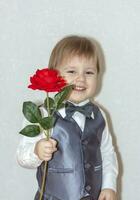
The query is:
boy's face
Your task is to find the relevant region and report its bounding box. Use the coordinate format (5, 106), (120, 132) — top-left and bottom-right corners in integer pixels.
(58, 55), (98, 103)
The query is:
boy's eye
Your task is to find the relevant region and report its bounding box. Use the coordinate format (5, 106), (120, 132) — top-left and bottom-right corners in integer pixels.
(67, 70), (75, 74)
(86, 71), (94, 75)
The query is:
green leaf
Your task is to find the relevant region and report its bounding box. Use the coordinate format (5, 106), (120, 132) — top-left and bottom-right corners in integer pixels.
(23, 101), (42, 123)
(54, 85), (73, 109)
(39, 116), (55, 130)
(19, 125), (40, 137)
(44, 97), (55, 114)
(56, 103), (65, 110)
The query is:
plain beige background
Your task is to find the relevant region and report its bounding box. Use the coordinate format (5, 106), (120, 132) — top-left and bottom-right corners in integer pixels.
(0, 0), (140, 199)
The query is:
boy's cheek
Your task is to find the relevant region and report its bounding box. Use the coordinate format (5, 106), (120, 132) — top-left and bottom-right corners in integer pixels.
(63, 76), (75, 85)
(59, 71), (76, 85)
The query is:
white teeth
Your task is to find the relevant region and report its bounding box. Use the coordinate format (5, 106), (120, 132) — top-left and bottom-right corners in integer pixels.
(75, 86), (85, 90)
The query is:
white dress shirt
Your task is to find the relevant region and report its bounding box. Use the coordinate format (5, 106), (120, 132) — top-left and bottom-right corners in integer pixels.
(16, 100), (118, 192)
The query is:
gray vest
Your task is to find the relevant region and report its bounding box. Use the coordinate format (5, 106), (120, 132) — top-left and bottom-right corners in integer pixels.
(35, 103), (105, 200)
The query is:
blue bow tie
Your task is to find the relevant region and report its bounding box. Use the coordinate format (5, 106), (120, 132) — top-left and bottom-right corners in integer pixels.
(65, 102), (93, 118)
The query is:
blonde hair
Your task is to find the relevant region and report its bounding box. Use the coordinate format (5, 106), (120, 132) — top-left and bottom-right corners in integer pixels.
(48, 35), (100, 73)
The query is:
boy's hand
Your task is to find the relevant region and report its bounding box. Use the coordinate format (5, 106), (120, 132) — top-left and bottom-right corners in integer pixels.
(98, 189), (117, 200)
(34, 138), (57, 161)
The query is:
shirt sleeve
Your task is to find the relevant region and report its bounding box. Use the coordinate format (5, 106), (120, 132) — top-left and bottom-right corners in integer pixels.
(99, 108), (119, 192)
(16, 116), (45, 169)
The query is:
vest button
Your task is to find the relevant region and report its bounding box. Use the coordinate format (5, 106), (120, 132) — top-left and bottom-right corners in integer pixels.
(82, 140), (88, 145)
(86, 185), (91, 191)
(85, 163), (91, 169)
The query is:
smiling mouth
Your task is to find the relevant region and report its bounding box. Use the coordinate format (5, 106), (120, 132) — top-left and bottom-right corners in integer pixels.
(72, 85), (86, 91)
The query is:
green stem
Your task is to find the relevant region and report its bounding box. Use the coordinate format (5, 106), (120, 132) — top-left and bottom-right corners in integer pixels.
(39, 160), (48, 200)
(39, 92), (51, 200)
(46, 92), (50, 116)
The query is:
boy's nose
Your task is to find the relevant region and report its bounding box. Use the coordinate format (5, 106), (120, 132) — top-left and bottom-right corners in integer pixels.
(76, 74), (85, 81)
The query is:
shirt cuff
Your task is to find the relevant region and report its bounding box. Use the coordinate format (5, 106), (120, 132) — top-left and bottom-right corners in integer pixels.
(101, 173), (117, 192)
(17, 142), (43, 169)
(27, 143), (43, 168)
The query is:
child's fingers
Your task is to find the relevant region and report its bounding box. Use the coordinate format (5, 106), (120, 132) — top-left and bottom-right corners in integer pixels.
(44, 140), (53, 147)
(44, 143), (57, 153)
(35, 138), (57, 161)
(43, 147), (56, 161)
(50, 138), (57, 146)
(98, 189), (116, 200)
(43, 154), (52, 161)
(44, 147), (55, 154)
(49, 138), (58, 150)
(43, 138), (58, 155)
(41, 139), (56, 151)
(98, 192), (105, 200)
(98, 196), (105, 200)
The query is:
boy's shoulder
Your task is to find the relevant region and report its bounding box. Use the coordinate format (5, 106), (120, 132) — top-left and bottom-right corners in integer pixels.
(90, 101), (107, 120)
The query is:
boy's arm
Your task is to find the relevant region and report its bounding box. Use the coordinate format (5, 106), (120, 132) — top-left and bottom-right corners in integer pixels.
(100, 108), (118, 192)
(16, 118), (43, 169)
(16, 135), (44, 169)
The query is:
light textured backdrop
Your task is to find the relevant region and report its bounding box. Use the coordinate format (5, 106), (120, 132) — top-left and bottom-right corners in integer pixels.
(0, 0), (140, 199)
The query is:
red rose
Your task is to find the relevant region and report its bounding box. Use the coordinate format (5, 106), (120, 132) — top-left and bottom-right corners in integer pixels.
(28, 68), (67, 92)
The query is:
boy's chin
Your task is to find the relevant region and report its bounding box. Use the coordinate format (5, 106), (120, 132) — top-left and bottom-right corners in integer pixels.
(67, 97), (86, 104)
(70, 100), (82, 104)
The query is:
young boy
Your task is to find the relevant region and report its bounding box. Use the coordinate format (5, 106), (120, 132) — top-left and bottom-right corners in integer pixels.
(17, 35), (118, 200)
